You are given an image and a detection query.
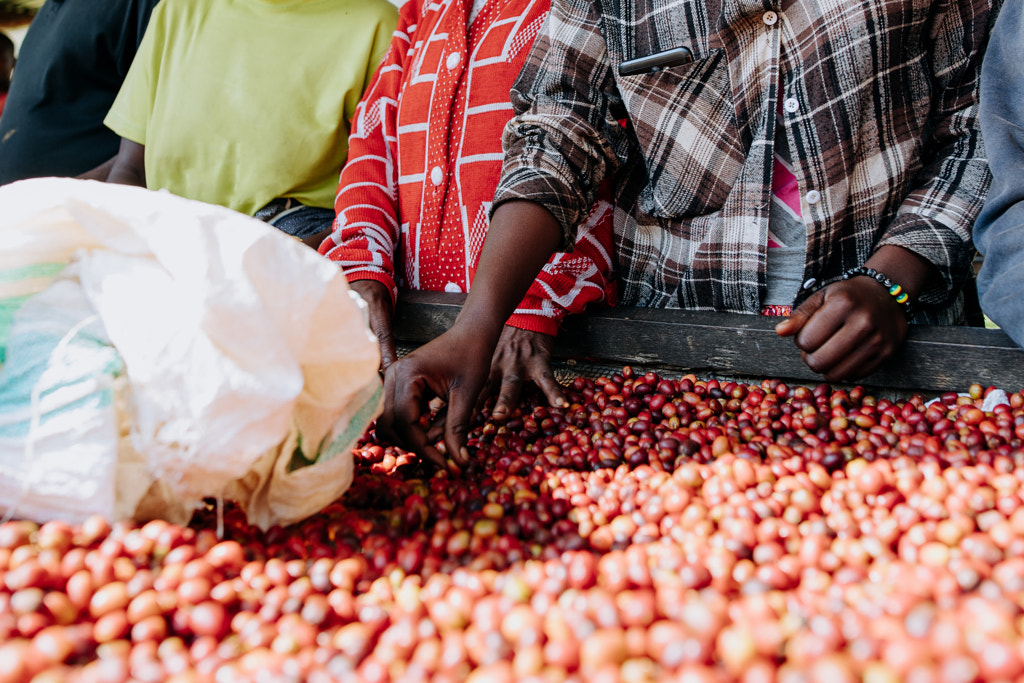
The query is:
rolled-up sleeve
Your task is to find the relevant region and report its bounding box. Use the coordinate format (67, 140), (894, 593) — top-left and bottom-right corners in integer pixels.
(491, 0), (626, 250)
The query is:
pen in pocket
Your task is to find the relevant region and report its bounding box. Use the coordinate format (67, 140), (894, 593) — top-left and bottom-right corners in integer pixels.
(618, 47), (694, 77)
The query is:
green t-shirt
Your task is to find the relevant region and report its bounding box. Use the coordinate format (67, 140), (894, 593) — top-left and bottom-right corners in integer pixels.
(105, 0), (397, 215)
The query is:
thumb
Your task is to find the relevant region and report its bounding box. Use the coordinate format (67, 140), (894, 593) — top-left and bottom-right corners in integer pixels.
(444, 384), (477, 466)
(776, 289), (824, 337)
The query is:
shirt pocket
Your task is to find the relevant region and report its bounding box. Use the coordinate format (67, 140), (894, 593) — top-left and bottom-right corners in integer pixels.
(616, 48), (746, 219)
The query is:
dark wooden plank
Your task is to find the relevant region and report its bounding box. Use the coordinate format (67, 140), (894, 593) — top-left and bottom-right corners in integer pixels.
(391, 291), (1024, 393)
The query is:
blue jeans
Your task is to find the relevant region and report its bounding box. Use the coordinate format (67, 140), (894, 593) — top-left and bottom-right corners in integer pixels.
(254, 198), (335, 240)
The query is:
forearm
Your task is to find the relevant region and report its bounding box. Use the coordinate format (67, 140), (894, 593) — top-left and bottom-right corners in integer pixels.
(876, 102), (984, 305)
(496, 0), (623, 246)
(345, 270), (399, 308)
(105, 138), (147, 187)
(106, 165), (146, 187)
(77, 157), (117, 181)
(321, 109), (402, 269)
(506, 273), (608, 336)
(455, 200), (563, 348)
(508, 197), (616, 334)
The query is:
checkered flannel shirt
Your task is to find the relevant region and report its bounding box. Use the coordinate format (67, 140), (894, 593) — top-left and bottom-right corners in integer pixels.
(494, 0), (997, 323)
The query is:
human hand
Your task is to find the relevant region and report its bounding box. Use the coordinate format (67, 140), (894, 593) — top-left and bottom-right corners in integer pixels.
(349, 280), (398, 371)
(375, 201), (565, 466)
(775, 277), (908, 382)
(486, 326), (566, 421)
(376, 327), (493, 468)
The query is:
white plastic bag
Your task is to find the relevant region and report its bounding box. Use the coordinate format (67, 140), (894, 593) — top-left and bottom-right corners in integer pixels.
(0, 178), (381, 529)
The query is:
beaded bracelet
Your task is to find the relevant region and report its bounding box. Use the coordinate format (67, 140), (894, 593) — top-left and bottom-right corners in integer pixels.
(840, 266), (914, 319)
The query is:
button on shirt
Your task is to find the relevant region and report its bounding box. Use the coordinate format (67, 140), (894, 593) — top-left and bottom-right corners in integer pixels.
(494, 0), (994, 324)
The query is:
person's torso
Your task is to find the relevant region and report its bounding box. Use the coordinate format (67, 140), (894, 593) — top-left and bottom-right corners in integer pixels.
(603, 0), (943, 311)
(135, 0), (396, 214)
(392, 0), (549, 292)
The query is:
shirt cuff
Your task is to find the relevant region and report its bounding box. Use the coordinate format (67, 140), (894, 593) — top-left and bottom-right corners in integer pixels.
(506, 312), (561, 337)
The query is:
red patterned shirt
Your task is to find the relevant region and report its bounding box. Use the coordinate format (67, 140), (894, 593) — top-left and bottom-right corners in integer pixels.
(320, 0), (616, 335)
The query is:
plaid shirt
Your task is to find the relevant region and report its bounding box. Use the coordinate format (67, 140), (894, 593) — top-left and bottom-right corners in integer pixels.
(321, 0), (615, 335)
(494, 0), (996, 322)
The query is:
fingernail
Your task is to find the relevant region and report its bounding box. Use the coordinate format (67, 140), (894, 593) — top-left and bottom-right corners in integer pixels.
(460, 447), (470, 460)
(555, 397), (566, 408)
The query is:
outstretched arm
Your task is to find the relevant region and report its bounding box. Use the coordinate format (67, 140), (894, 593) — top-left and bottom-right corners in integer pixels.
(376, 0), (621, 463)
(487, 191), (616, 419)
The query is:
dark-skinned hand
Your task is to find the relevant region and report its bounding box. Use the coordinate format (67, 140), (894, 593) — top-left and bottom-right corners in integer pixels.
(485, 325), (566, 421)
(375, 325), (493, 469)
(376, 200), (566, 468)
(775, 276), (908, 382)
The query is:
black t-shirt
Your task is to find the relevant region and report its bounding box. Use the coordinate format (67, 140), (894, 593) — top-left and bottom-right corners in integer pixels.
(0, 0), (160, 184)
